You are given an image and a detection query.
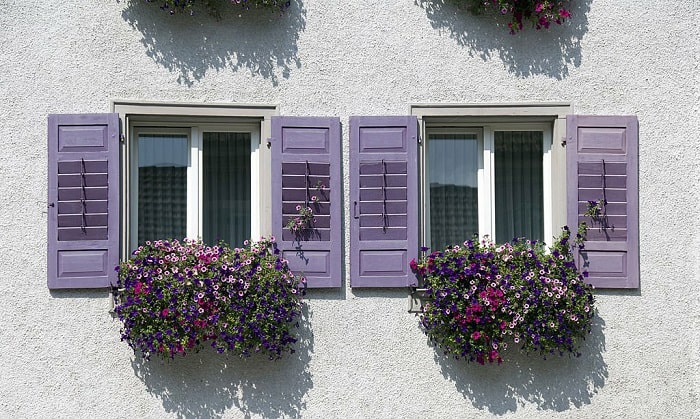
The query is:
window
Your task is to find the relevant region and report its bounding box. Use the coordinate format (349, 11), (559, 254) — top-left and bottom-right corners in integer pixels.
(424, 123), (552, 248)
(113, 102), (276, 255)
(413, 104), (569, 249)
(130, 124), (260, 250)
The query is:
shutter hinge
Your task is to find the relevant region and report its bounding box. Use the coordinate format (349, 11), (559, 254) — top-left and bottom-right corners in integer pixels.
(120, 133), (125, 143)
(267, 138), (272, 149)
(561, 137), (568, 147)
(417, 135), (422, 145)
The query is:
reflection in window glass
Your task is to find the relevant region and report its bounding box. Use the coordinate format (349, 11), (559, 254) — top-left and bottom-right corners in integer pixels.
(494, 131), (543, 243)
(203, 132), (251, 247)
(428, 133), (479, 250)
(138, 134), (188, 244)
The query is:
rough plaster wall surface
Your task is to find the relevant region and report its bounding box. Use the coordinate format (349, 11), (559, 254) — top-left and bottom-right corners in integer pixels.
(0, 0), (698, 418)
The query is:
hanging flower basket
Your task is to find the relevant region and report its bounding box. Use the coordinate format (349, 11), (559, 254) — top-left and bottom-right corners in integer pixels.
(458, 0), (572, 34)
(411, 226), (595, 364)
(114, 237), (305, 360)
(146, 0), (291, 15)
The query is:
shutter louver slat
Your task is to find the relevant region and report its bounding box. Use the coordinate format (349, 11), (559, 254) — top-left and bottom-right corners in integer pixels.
(350, 116), (419, 288)
(271, 117), (342, 288)
(566, 115), (639, 289)
(47, 113), (120, 289)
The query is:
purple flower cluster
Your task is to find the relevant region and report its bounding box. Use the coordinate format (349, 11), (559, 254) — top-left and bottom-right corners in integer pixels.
(412, 240), (509, 364)
(462, 0), (572, 34)
(411, 227), (595, 364)
(146, 0), (291, 15)
(114, 237), (305, 360)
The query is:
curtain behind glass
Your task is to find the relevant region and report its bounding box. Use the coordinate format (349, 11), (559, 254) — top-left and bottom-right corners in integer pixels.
(428, 133), (479, 251)
(494, 131), (543, 243)
(138, 134), (188, 244)
(203, 132), (251, 247)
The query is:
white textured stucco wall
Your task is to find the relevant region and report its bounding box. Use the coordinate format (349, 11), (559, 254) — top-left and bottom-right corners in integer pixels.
(1, 1), (698, 418)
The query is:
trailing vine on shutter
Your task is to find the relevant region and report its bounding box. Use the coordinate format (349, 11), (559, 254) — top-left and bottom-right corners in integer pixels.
(567, 115), (639, 288)
(271, 116), (342, 288)
(47, 113), (120, 289)
(350, 116), (419, 287)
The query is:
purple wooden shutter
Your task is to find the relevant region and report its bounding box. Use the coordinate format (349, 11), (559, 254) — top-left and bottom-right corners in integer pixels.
(567, 115), (639, 288)
(47, 113), (120, 289)
(350, 116), (419, 287)
(271, 116), (342, 288)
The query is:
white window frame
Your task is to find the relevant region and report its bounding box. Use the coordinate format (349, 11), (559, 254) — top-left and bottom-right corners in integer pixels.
(129, 124), (260, 252)
(412, 103), (569, 247)
(112, 101), (277, 258)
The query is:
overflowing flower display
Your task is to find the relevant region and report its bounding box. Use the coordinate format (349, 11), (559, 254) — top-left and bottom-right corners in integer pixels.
(146, 0), (290, 15)
(411, 227), (595, 364)
(114, 237), (305, 360)
(460, 0), (572, 33)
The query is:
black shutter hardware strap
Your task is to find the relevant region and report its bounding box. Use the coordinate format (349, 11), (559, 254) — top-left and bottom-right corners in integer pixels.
(382, 159), (388, 232)
(80, 158), (87, 233)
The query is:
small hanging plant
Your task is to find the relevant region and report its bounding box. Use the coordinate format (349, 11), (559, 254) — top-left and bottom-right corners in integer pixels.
(459, 0), (572, 34)
(286, 205), (315, 235)
(411, 226), (595, 364)
(585, 199), (608, 229)
(146, 0), (291, 15)
(286, 181), (325, 238)
(114, 237), (305, 360)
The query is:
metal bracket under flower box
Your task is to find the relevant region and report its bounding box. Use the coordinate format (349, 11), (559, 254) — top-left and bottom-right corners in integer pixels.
(408, 288), (428, 314)
(108, 285), (124, 316)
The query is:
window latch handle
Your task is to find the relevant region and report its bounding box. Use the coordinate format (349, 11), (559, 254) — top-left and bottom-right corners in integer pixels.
(353, 201), (359, 219)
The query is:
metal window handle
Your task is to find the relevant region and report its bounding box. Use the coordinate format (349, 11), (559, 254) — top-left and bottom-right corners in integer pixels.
(353, 201), (359, 219)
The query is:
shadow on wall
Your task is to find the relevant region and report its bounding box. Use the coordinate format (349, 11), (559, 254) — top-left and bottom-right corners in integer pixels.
(416, 0), (592, 79)
(433, 314), (607, 414)
(120, 0), (306, 86)
(130, 305), (314, 418)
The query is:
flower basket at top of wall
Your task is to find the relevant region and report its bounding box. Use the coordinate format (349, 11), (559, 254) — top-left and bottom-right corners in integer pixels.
(114, 237), (305, 360)
(457, 0), (572, 34)
(147, 0), (291, 16)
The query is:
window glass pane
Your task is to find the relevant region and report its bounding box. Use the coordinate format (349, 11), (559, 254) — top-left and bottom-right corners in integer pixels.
(203, 132), (251, 247)
(495, 131), (543, 243)
(138, 133), (188, 244)
(428, 133), (479, 250)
